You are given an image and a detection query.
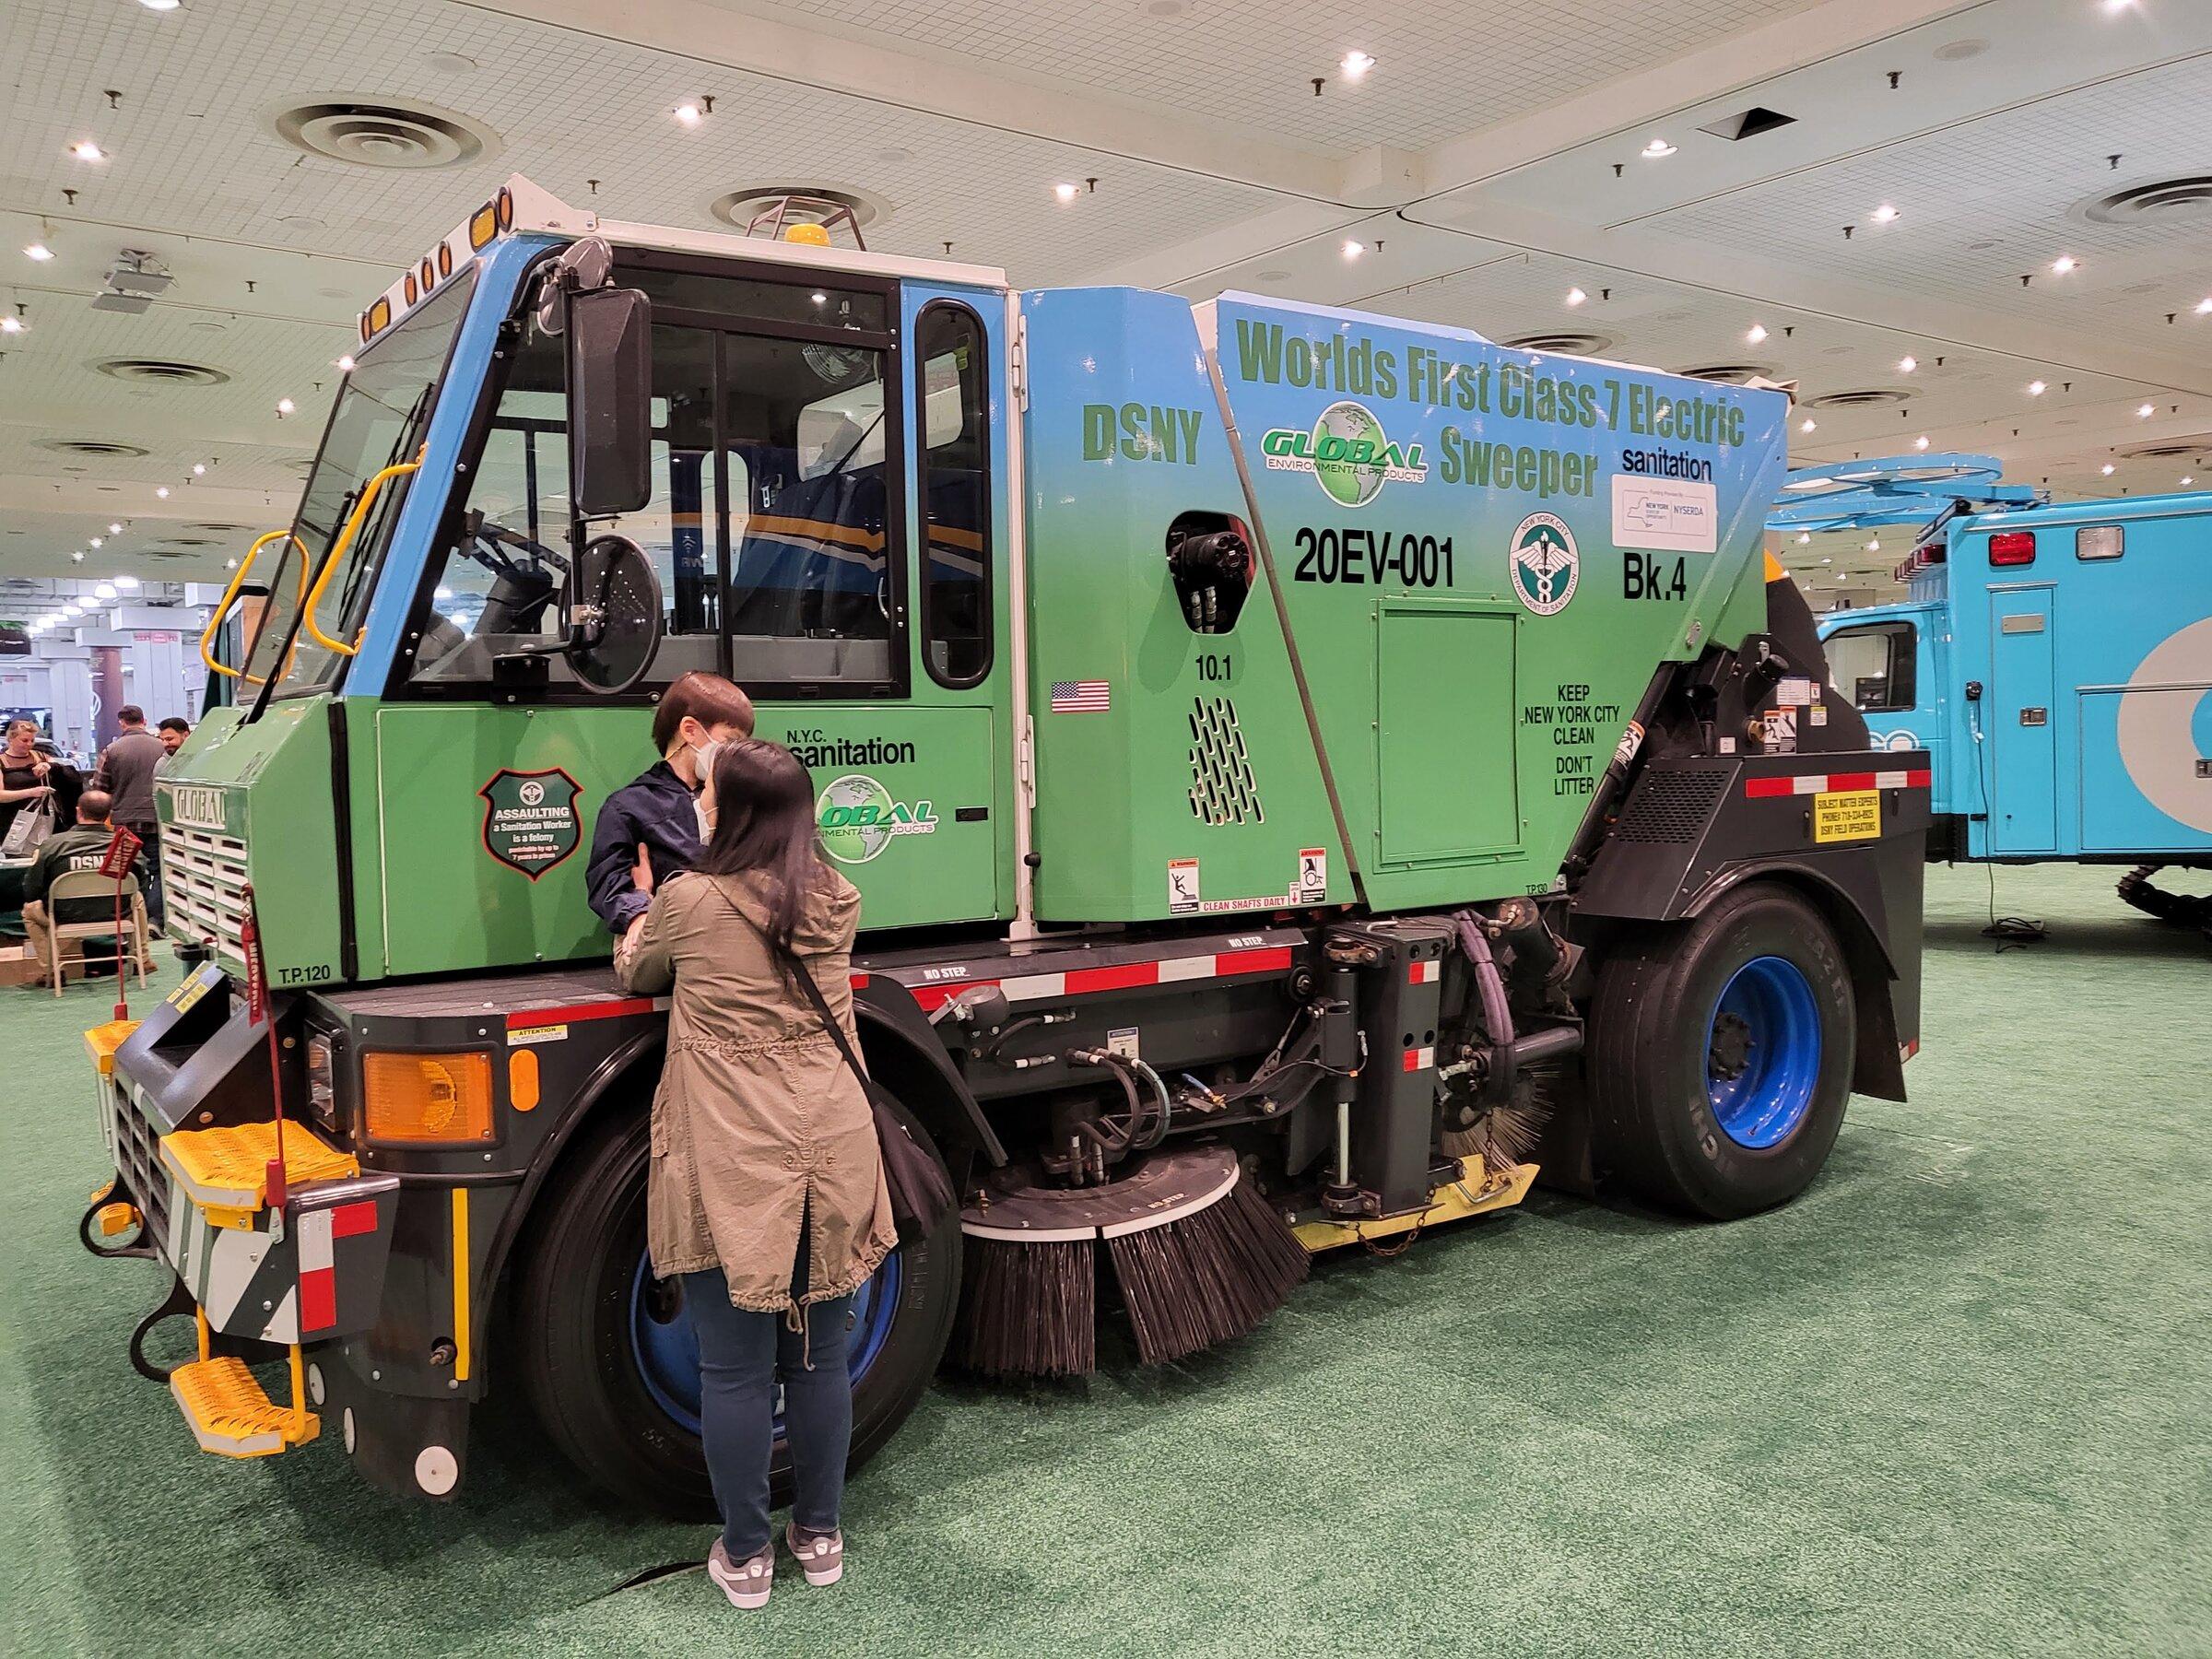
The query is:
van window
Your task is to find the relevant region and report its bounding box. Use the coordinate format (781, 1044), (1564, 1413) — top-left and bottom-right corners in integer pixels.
(1825, 620), (1917, 712)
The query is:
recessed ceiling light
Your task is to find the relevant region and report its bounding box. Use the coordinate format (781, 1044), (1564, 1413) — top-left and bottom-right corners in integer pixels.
(225, 557), (238, 569)
(2183, 476), (2196, 487)
(2195, 297), (2212, 314)
(192, 463), (205, 475)
(2050, 255), (2078, 274)
(1914, 435), (1930, 450)
(1799, 417), (1816, 432)
(1797, 533), (1811, 545)
(1340, 239), (1365, 259)
(25, 243), (53, 262)
(2101, 0), (2137, 13)
(276, 397), (295, 415)
(89, 536), (103, 548)
(109, 523), (123, 534)
(1865, 538), (1881, 551)
(336, 355), (356, 371)
(1819, 557), (1833, 565)
(0, 317), (24, 335)
(1340, 51), (1375, 79)
(674, 103), (702, 125)
(116, 573), (140, 589)
(138, 0), (182, 10)
(2138, 403), (2155, 418)
(1641, 138), (1676, 158)
(1870, 205), (1900, 223)
(810, 291), (827, 304)
(1565, 287), (1587, 307)
(70, 140), (106, 161)
(1053, 182), (1079, 204)
(1747, 323), (1769, 344)
(2029, 380), (2047, 395)
(155, 486), (170, 499)
(1897, 355), (1917, 372)
(2101, 462), (2116, 475)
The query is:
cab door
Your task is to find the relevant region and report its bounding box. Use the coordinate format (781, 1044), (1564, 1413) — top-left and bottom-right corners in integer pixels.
(1987, 587), (2057, 853)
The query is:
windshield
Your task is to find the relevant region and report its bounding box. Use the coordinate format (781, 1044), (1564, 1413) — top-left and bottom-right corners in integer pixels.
(244, 268), (477, 696)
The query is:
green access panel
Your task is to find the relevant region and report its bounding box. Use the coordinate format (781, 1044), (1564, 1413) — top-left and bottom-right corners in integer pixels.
(1373, 599), (1522, 868)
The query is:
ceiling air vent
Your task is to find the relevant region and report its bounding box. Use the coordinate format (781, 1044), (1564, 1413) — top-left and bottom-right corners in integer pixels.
(187, 521), (254, 534)
(1698, 107), (1796, 141)
(36, 439), (151, 459)
(1678, 363), (1776, 384)
(2076, 176), (2212, 228)
(1500, 331), (1616, 357)
(1803, 388), (1912, 409)
(2118, 437), (2209, 461)
(709, 184), (889, 234)
(158, 537), (220, 548)
(265, 99), (498, 170)
(95, 359), (231, 386)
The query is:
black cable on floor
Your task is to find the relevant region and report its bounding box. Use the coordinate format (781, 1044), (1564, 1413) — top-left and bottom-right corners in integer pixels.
(1982, 864), (2046, 948)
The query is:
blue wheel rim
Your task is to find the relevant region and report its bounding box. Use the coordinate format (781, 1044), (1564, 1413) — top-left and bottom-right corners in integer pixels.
(628, 1248), (904, 1437)
(1704, 955), (1822, 1149)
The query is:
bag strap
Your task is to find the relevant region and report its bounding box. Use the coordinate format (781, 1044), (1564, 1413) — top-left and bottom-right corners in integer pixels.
(705, 879), (868, 1084)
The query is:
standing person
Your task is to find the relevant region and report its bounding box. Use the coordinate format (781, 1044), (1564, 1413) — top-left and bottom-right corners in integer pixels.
(22, 789), (141, 986)
(156, 717), (192, 771)
(616, 739), (894, 1610)
(584, 670), (755, 946)
(3, 718), (57, 847)
(93, 705), (166, 928)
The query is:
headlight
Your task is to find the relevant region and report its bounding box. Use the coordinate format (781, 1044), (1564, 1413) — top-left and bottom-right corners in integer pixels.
(305, 1033), (338, 1132)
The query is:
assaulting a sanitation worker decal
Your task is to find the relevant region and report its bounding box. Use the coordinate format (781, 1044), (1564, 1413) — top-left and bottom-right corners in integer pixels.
(479, 767), (583, 879)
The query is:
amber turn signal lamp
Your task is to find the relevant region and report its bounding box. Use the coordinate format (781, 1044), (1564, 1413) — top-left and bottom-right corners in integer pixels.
(362, 1051), (494, 1143)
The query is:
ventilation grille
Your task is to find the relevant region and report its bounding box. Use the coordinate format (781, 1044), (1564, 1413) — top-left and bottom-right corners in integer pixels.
(36, 439), (150, 459)
(1678, 363), (1776, 385)
(1610, 765), (1730, 844)
(1188, 697), (1264, 826)
(95, 359), (229, 386)
(2077, 176), (2212, 228)
(1500, 331), (1615, 357)
(1803, 387), (1912, 409)
(266, 99), (495, 170)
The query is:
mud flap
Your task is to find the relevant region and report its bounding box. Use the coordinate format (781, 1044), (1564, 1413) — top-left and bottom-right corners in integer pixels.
(317, 1351), (473, 1501)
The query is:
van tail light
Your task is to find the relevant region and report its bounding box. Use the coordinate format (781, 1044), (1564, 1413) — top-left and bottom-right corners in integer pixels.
(1988, 530), (2037, 566)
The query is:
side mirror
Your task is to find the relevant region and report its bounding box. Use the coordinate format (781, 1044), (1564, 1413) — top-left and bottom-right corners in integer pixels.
(564, 534), (664, 695)
(567, 286), (652, 517)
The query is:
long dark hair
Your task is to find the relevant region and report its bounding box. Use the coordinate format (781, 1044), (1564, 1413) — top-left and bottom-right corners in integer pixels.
(692, 739), (830, 950)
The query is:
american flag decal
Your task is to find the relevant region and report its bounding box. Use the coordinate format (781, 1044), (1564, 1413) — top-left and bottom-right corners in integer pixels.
(1050, 679), (1112, 713)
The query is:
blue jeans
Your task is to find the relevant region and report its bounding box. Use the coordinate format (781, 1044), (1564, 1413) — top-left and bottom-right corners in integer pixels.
(682, 1263), (857, 1559)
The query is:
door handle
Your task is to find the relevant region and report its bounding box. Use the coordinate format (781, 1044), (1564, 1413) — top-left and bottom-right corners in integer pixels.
(2018, 707), (2048, 726)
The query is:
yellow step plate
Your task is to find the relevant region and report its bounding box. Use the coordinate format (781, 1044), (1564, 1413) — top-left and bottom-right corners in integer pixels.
(1295, 1155), (1541, 1253)
(159, 1120), (359, 1213)
(170, 1357), (319, 1459)
(82, 1018), (140, 1077)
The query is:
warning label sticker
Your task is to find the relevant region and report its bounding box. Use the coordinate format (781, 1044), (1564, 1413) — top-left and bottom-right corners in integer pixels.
(1813, 790), (1882, 843)
(1775, 677), (1817, 707)
(1761, 708), (1798, 752)
(480, 768), (583, 880)
(506, 1024), (571, 1047)
(1294, 847), (1328, 902)
(1168, 858), (1201, 914)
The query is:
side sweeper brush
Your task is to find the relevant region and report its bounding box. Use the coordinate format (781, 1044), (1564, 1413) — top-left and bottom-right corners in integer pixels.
(953, 1145), (1309, 1378)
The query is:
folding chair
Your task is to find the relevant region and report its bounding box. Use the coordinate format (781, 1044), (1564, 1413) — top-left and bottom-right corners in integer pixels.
(42, 867), (153, 997)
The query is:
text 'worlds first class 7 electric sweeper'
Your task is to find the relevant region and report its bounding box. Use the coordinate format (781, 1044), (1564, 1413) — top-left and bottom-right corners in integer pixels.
(76, 180), (1928, 1510)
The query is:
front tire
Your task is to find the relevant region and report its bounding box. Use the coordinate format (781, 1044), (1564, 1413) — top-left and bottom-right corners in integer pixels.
(511, 1104), (960, 1516)
(1588, 882), (1856, 1219)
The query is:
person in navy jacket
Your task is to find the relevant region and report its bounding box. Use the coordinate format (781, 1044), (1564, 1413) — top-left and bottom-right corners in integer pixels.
(585, 671), (756, 945)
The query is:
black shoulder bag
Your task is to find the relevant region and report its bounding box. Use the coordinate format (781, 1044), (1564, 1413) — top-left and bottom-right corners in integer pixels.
(710, 885), (955, 1241)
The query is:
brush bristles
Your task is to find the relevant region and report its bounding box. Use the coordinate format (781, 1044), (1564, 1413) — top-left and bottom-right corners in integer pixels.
(1106, 1175), (1309, 1367)
(953, 1237), (1097, 1377)
(1441, 1082), (1555, 1172)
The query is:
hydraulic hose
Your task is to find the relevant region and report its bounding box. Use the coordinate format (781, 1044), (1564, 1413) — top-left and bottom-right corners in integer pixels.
(1454, 911), (1517, 1104)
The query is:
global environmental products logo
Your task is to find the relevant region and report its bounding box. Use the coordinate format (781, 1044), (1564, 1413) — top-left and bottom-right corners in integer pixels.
(816, 773), (939, 865)
(1510, 512), (1580, 616)
(1260, 399), (1427, 508)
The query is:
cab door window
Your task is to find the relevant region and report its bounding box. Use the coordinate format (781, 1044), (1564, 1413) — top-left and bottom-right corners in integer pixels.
(915, 302), (993, 687)
(1825, 620), (1917, 712)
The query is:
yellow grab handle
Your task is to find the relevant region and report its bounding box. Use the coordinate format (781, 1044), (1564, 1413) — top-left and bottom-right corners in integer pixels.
(300, 449), (424, 656)
(198, 529), (303, 684)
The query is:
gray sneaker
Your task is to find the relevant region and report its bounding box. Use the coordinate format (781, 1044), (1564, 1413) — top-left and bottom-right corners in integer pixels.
(708, 1537), (775, 1608)
(786, 1524), (844, 1586)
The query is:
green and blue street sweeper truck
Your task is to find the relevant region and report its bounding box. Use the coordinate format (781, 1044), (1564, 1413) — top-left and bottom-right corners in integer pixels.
(78, 179), (1929, 1511)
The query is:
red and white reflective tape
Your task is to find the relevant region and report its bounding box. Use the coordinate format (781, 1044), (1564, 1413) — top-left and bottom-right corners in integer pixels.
(1402, 1044), (1436, 1073)
(1408, 959), (1441, 985)
(900, 945), (1296, 1014)
(297, 1197), (378, 1335)
(1744, 768), (1930, 799)
(504, 995), (666, 1030)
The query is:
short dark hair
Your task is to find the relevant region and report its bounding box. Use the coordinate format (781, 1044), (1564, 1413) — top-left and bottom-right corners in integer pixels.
(159, 717), (191, 735)
(650, 671), (755, 755)
(117, 705), (146, 725)
(77, 789), (113, 825)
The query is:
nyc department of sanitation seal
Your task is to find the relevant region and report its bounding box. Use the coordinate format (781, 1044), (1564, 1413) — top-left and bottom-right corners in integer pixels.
(1510, 512), (1580, 617)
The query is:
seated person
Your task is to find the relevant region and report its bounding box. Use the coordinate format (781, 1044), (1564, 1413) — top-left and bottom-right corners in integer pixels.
(585, 670), (755, 946)
(22, 789), (141, 986)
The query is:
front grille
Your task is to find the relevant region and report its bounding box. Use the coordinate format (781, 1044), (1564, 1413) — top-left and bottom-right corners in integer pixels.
(108, 1084), (171, 1244)
(165, 824), (248, 961)
(1612, 765), (1731, 844)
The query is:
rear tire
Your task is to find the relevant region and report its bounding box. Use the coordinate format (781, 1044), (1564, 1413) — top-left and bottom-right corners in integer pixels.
(510, 1103), (960, 1516)
(1588, 882), (1855, 1219)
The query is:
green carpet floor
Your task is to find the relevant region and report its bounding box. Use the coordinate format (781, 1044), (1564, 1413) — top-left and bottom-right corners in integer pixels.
(3, 862), (2206, 1656)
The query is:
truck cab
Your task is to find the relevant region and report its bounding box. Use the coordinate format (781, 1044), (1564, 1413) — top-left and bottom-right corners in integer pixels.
(1819, 493), (2212, 863)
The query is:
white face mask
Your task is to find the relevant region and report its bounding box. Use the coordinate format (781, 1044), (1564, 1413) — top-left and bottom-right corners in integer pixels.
(694, 793), (715, 844)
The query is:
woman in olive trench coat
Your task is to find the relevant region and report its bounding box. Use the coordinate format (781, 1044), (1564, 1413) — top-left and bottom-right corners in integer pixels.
(617, 738), (895, 1606)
